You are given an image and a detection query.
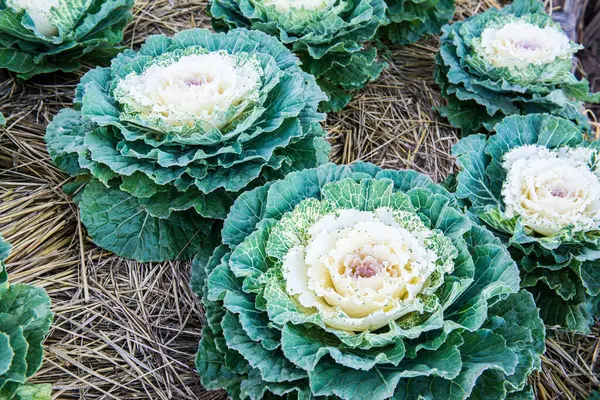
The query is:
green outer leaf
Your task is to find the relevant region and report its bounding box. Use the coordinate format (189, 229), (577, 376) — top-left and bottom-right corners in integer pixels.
(196, 328), (245, 393)
(380, 0), (455, 45)
(0, 234), (11, 263)
(194, 162), (545, 400)
(78, 180), (219, 263)
(221, 311), (306, 383)
(453, 113), (600, 332)
(529, 282), (596, 331)
(280, 323), (407, 372)
(0, 333), (13, 377)
(395, 289), (545, 400)
(0, 323), (28, 399)
(45, 108), (95, 177)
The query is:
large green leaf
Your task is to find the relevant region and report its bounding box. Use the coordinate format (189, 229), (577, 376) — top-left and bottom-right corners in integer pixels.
(380, 0), (455, 45)
(0, 234), (10, 263)
(78, 180), (219, 263)
(0, 333), (13, 377)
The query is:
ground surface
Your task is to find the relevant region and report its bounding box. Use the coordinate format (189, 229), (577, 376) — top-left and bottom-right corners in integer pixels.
(0, 0), (598, 399)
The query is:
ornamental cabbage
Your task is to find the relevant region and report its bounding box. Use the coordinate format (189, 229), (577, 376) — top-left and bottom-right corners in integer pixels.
(453, 113), (600, 332)
(0, 0), (134, 80)
(0, 234), (54, 400)
(45, 28), (330, 263)
(193, 162), (545, 400)
(209, 0), (387, 111)
(434, 0), (600, 136)
(380, 0), (455, 45)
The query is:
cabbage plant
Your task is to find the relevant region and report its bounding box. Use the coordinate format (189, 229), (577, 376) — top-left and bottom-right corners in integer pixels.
(434, 0), (600, 135)
(0, 0), (134, 80)
(453, 113), (600, 332)
(193, 162), (545, 400)
(45, 28), (330, 263)
(0, 234), (53, 400)
(380, 0), (455, 44)
(209, 0), (387, 112)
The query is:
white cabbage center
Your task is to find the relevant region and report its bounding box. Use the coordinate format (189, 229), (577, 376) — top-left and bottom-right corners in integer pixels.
(282, 208), (445, 332)
(262, 0), (332, 13)
(480, 20), (572, 68)
(502, 145), (600, 236)
(8, 0), (60, 36)
(115, 51), (262, 130)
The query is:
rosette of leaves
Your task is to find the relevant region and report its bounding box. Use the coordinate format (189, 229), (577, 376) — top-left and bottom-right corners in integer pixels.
(434, 0), (600, 136)
(209, 0), (387, 112)
(379, 0), (455, 45)
(193, 162), (545, 400)
(45, 28), (330, 263)
(453, 113), (600, 332)
(0, 234), (54, 399)
(0, 0), (134, 80)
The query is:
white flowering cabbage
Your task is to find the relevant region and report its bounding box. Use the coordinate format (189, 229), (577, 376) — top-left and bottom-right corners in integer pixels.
(435, 0), (599, 135)
(479, 20), (575, 69)
(114, 51), (262, 131)
(262, 0), (332, 13)
(280, 206), (455, 331)
(0, 0), (134, 79)
(454, 114), (600, 332)
(210, 0), (387, 111)
(193, 162), (545, 400)
(45, 29), (330, 262)
(501, 145), (600, 236)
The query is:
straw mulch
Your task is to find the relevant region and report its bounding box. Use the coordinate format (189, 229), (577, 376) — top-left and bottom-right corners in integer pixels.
(0, 0), (597, 399)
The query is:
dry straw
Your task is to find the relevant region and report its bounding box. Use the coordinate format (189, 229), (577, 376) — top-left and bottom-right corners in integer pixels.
(0, 0), (597, 398)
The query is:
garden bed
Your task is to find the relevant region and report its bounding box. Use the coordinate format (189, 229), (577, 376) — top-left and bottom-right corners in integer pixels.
(0, 0), (597, 398)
